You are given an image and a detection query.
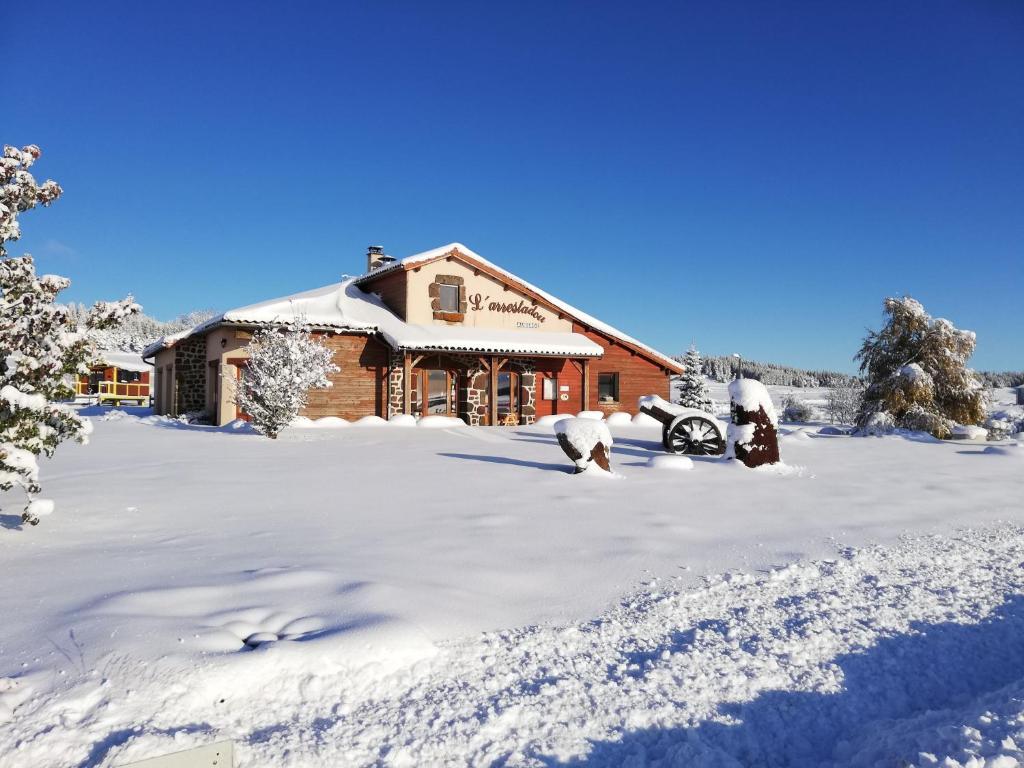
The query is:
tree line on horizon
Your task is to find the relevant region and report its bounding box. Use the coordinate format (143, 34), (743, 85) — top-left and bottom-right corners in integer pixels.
(680, 352), (1022, 390)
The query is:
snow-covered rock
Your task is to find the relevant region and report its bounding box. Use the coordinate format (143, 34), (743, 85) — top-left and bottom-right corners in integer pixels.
(950, 424), (988, 441)
(555, 417), (613, 473)
(646, 454), (694, 471)
(605, 412), (633, 427)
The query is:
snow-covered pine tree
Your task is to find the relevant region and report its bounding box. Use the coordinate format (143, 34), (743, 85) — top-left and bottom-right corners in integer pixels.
(233, 323), (340, 438)
(1, 144), (139, 525)
(676, 346), (714, 411)
(854, 296), (985, 439)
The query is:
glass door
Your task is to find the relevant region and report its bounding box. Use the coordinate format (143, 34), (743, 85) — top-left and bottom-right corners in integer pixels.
(421, 370), (458, 416)
(496, 371), (519, 424)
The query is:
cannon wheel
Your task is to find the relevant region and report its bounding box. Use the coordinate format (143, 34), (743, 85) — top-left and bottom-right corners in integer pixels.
(666, 415), (726, 456)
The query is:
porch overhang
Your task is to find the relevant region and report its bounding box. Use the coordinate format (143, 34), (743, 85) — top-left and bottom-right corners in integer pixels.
(379, 326), (604, 358)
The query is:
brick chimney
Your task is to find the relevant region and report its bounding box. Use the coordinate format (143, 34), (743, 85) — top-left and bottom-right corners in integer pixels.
(366, 245), (385, 272)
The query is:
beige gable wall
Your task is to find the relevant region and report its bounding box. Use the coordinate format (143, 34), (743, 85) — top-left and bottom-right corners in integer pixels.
(205, 327), (253, 426)
(404, 259), (572, 333)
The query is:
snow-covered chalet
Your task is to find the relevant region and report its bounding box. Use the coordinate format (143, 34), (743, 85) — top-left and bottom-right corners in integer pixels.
(143, 243), (683, 426)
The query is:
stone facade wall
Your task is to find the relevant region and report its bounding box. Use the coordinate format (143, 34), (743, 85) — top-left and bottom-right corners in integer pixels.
(174, 335), (207, 415)
(387, 350), (405, 418)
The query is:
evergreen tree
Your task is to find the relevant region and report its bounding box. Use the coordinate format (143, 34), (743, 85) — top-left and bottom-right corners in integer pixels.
(855, 296), (985, 438)
(676, 346), (714, 411)
(234, 324), (340, 439)
(1, 144), (139, 525)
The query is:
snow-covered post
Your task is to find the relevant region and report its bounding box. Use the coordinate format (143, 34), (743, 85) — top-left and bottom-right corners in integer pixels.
(233, 323), (340, 439)
(554, 417), (613, 473)
(1, 144), (140, 526)
(726, 379), (780, 468)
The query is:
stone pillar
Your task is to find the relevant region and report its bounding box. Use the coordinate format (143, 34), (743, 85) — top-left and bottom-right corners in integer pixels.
(174, 335), (208, 416)
(387, 350), (405, 418)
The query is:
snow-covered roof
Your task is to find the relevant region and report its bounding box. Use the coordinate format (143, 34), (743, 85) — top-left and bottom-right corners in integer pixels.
(357, 242), (683, 372)
(144, 278), (604, 359)
(94, 350), (153, 372)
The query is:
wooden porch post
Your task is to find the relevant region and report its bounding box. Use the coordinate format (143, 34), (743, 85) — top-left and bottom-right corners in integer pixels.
(489, 354), (498, 426)
(581, 358), (591, 411)
(403, 350), (412, 415)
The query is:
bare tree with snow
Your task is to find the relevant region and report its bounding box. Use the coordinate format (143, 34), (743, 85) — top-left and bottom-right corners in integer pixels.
(233, 323), (340, 439)
(0, 144), (139, 525)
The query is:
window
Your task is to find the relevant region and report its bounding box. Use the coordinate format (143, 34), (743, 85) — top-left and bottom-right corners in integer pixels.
(598, 372), (619, 402)
(542, 377), (556, 400)
(117, 369), (141, 383)
(439, 284), (460, 313)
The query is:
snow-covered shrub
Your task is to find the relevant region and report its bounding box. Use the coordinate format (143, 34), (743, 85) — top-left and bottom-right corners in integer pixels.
(676, 346), (714, 412)
(855, 297), (986, 439)
(726, 379), (780, 468)
(985, 407), (1024, 441)
(825, 381), (863, 425)
(780, 395), (814, 423)
(0, 144), (139, 525)
(859, 410), (895, 436)
(233, 324), (340, 439)
(554, 417), (613, 473)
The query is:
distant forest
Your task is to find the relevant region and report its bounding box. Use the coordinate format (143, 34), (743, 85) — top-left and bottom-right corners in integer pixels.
(683, 353), (1023, 390)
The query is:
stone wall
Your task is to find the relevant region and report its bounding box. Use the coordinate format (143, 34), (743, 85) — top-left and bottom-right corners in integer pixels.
(387, 350), (405, 418)
(174, 335), (207, 415)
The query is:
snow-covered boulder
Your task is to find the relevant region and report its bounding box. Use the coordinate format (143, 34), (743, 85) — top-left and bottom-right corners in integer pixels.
(646, 454), (694, 471)
(353, 415), (389, 427)
(417, 415), (465, 429)
(726, 379), (780, 468)
(576, 410), (605, 421)
(554, 418), (613, 474)
(535, 414), (569, 427)
(632, 411), (661, 427)
(606, 412), (633, 427)
(949, 424), (988, 441)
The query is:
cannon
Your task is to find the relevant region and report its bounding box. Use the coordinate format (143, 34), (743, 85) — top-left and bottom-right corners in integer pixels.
(638, 395), (727, 456)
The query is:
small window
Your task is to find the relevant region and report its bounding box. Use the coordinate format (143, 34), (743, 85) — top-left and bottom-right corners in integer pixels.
(117, 369), (141, 383)
(598, 372), (619, 402)
(542, 377), (556, 400)
(439, 284), (460, 313)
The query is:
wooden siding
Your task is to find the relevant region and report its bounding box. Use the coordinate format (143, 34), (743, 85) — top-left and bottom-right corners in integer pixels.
(574, 323), (672, 414)
(301, 334), (389, 420)
(365, 270), (408, 319)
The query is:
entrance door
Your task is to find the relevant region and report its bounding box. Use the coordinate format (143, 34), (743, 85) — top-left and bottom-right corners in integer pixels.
(496, 371), (519, 425)
(420, 369), (458, 416)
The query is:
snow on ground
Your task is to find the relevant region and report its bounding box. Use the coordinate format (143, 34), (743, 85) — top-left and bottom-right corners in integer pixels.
(1, 403), (1023, 766)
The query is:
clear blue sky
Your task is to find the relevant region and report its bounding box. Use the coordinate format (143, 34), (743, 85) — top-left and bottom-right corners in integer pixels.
(8, 1), (1023, 372)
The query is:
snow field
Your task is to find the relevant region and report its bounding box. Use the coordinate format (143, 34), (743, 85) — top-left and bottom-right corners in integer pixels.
(1, 404), (1023, 766)
(6, 528), (1024, 766)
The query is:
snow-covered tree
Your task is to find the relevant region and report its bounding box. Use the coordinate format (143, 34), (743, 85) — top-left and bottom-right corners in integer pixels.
(854, 296), (986, 439)
(1, 144), (139, 525)
(676, 346), (714, 412)
(233, 324), (340, 439)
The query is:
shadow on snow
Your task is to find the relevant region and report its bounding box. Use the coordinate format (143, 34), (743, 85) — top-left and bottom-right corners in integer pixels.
(543, 593), (1024, 767)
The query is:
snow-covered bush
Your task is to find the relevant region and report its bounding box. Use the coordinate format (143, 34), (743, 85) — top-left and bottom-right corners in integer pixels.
(855, 297), (985, 439)
(825, 381), (863, 425)
(985, 407), (1024, 441)
(676, 346), (714, 412)
(726, 379), (780, 468)
(1, 144), (139, 525)
(233, 324), (340, 439)
(780, 395), (814, 423)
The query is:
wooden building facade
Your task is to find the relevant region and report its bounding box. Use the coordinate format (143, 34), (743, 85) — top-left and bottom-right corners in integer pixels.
(145, 244), (682, 426)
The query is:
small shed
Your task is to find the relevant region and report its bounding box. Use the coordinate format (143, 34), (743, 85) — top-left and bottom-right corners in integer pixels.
(74, 351), (153, 406)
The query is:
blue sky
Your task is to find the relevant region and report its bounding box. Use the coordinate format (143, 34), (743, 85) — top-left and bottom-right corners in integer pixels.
(8, 1), (1023, 372)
